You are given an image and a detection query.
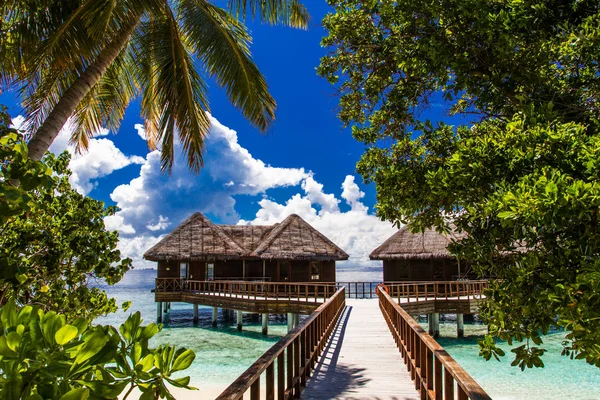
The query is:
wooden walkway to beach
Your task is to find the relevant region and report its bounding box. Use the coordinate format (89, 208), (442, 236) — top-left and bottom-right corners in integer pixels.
(301, 299), (419, 400)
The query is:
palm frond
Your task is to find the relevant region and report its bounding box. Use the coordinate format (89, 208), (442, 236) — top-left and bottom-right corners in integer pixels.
(226, 0), (309, 29)
(180, 0), (276, 132)
(69, 45), (140, 152)
(135, 8), (210, 172)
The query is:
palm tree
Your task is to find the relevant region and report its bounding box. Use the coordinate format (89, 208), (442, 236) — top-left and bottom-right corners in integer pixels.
(3, 0), (308, 171)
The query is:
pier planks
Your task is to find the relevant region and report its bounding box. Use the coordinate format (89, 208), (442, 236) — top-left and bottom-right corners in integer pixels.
(301, 299), (419, 400)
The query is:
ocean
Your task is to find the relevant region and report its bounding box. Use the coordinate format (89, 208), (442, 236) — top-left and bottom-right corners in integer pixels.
(96, 269), (600, 399)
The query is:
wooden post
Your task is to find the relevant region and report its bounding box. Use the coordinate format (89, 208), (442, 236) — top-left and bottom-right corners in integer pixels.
(262, 313), (269, 335)
(287, 313), (294, 331)
(157, 302), (162, 323)
(428, 313), (434, 336)
(212, 307), (218, 327)
(432, 313), (440, 338)
(294, 313), (300, 328)
(193, 304), (199, 323)
(163, 302), (168, 313)
(237, 310), (243, 331)
(457, 313), (464, 338)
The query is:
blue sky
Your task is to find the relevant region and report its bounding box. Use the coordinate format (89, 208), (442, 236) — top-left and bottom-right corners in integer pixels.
(1, 1), (454, 269)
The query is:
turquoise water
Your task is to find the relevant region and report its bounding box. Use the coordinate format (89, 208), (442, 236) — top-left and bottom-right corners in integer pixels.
(96, 270), (289, 391)
(97, 269), (600, 399)
(431, 320), (600, 399)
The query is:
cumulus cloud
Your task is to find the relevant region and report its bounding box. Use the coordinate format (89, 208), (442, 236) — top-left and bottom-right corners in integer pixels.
(63, 113), (396, 273)
(104, 214), (136, 235)
(341, 175), (368, 212)
(146, 215), (170, 231)
(11, 116), (143, 194)
(240, 175), (396, 268)
(117, 235), (164, 269)
(108, 114), (309, 241)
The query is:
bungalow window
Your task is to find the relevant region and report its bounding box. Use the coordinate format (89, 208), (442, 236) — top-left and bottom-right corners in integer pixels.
(310, 262), (320, 281)
(206, 263), (214, 281)
(180, 262), (188, 279)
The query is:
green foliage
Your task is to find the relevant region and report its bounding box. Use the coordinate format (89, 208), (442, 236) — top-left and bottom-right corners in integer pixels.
(0, 110), (132, 319)
(0, 106), (53, 220)
(2, 0), (310, 171)
(320, 0), (600, 368)
(0, 302), (196, 399)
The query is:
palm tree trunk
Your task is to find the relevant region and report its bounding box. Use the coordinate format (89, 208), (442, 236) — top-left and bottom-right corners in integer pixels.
(27, 14), (142, 161)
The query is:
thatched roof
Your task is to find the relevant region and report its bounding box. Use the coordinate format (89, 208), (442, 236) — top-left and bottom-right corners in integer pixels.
(250, 214), (349, 261)
(370, 225), (465, 260)
(144, 213), (247, 261)
(144, 213), (349, 262)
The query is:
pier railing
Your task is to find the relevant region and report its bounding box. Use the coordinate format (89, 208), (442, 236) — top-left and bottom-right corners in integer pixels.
(378, 289), (491, 400)
(216, 287), (346, 400)
(386, 280), (489, 304)
(155, 278), (338, 303)
(155, 279), (489, 302)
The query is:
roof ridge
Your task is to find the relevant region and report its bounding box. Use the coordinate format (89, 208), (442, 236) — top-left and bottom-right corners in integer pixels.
(143, 212), (247, 260)
(250, 214), (297, 256)
(250, 214), (349, 259)
(143, 212), (200, 257)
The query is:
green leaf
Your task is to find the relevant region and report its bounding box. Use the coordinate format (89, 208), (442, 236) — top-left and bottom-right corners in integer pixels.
(55, 324), (79, 345)
(58, 388), (89, 400)
(6, 331), (21, 352)
(74, 332), (110, 365)
(170, 349), (195, 373)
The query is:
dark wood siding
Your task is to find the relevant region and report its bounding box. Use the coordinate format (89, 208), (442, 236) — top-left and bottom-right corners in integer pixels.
(245, 260), (263, 278)
(265, 260), (278, 281)
(188, 261), (205, 281)
(383, 258), (464, 282)
(410, 259), (433, 280)
(383, 260), (410, 282)
(214, 260), (243, 279)
(320, 261), (336, 282)
(157, 260), (180, 278)
(290, 261), (309, 282)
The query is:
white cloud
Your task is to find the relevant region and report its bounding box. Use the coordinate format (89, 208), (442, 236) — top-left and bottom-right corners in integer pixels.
(107, 114), (310, 240)
(241, 174), (396, 268)
(104, 214), (136, 235)
(118, 235), (164, 269)
(10, 115), (25, 130)
(11, 116), (143, 194)
(134, 123), (147, 141)
(146, 215), (170, 231)
(341, 175), (368, 212)
(70, 114), (396, 272)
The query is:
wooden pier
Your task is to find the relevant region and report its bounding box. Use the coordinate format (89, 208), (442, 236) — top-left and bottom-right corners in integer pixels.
(154, 279), (492, 399)
(301, 299), (419, 399)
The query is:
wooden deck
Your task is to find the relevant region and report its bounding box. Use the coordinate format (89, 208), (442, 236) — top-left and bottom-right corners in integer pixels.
(301, 299), (419, 400)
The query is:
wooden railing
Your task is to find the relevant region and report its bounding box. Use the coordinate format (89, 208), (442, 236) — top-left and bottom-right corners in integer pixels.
(335, 281), (380, 298)
(155, 279), (489, 302)
(378, 289), (491, 400)
(155, 277), (185, 292)
(216, 287), (346, 400)
(386, 281), (489, 304)
(155, 279), (338, 303)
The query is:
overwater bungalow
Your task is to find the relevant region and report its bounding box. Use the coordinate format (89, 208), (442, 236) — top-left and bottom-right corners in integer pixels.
(144, 212), (349, 283)
(371, 225), (470, 281)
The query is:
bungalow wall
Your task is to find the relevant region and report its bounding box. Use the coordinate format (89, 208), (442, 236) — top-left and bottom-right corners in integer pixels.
(383, 258), (460, 282)
(214, 260), (243, 279)
(188, 261), (205, 281)
(156, 259), (338, 282)
(157, 260), (180, 278)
